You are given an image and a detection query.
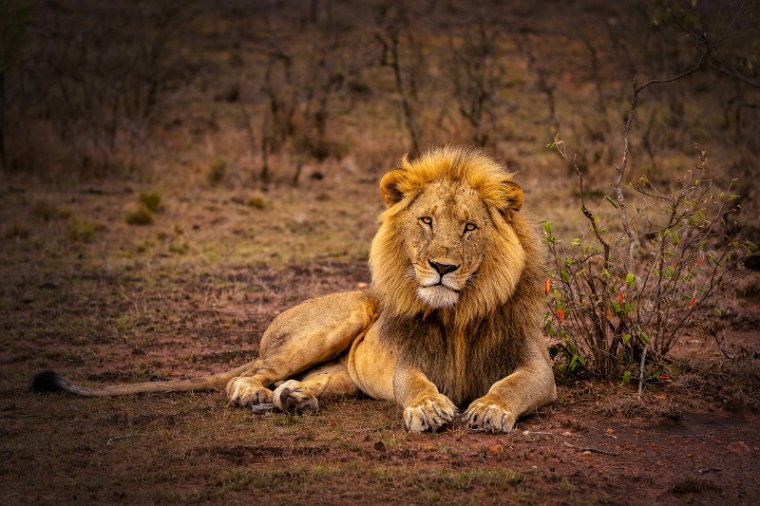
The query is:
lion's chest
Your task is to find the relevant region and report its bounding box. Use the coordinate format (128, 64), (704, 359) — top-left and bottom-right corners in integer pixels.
(382, 314), (524, 407)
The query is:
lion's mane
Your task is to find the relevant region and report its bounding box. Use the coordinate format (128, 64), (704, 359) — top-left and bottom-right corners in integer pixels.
(368, 147), (546, 406)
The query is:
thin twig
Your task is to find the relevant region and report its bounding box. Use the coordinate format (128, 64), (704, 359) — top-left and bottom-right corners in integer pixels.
(712, 331), (736, 360)
(637, 345), (648, 402)
(563, 440), (618, 456)
(106, 433), (148, 445)
(635, 49), (711, 94)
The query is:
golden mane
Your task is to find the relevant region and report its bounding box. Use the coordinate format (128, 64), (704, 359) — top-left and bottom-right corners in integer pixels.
(369, 147), (540, 329)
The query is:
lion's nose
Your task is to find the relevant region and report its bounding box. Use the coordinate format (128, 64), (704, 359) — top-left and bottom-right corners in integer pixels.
(429, 260), (459, 276)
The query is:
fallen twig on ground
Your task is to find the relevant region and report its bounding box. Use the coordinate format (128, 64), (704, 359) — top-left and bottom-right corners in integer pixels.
(106, 433), (148, 445)
(563, 440), (618, 456)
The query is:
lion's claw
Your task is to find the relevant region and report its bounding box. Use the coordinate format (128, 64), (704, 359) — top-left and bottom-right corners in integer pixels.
(226, 377), (273, 407)
(403, 393), (459, 433)
(272, 380), (319, 414)
(462, 399), (516, 433)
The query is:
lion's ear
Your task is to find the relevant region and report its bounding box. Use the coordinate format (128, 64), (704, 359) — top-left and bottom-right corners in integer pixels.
(380, 168), (406, 207)
(500, 180), (524, 213)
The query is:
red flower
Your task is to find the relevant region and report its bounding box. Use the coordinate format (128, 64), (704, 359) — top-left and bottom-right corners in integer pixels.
(688, 296), (696, 309)
(557, 309), (565, 324)
(545, 279), (551, 295)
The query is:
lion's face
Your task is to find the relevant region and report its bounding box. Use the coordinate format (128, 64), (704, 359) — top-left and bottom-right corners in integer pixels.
(370, 147), (528, 318)
(402, 180), (490, 308)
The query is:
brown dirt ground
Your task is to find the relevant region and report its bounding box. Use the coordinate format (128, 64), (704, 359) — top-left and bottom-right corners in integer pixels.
(1, 250), (759, 505)
(3, 0), (759, 503)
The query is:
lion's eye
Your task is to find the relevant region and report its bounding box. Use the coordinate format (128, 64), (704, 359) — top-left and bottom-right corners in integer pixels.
(419, 216), (433, 227)
(464, 223), (478, 232)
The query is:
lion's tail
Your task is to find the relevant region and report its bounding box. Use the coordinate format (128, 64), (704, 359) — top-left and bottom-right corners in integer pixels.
(30, 360), (257, 397)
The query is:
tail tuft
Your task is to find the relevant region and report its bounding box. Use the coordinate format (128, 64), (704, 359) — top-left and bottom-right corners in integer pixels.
(31, 370), (66, 393)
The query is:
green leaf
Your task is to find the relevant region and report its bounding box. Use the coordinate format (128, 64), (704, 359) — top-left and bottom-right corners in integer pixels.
(543, 221), (553, 234)
(625, 273), (635, 286)
(560, 269), (570, 283)
(622, 333), (631, 345)
(713, 308), (722, 317)
(622, 370), (631, 385)
(604, 195), (618, 208)
(570, 237), (581, 247)
(568, 354), (585, 373)
(639, 333), (651, 345)
(624, 302), (632, 315)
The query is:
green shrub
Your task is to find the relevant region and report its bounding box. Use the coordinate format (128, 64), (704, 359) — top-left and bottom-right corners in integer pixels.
(546, 145), (755, 380)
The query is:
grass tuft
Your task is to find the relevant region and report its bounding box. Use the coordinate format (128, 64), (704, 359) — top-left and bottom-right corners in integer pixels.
(670, 476), (721, 494)
(5, 221), (30, 239)
(125, 206), (154, 226)
(32, 200), (71, 221)
(138, 191), (163, 213)
(247, 192), (268, 209)
(68, 218), (102, 242)
(208, 159), (226, 185)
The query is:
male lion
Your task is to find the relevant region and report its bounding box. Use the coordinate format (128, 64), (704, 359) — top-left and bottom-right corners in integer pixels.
(33, 147), (556, 433)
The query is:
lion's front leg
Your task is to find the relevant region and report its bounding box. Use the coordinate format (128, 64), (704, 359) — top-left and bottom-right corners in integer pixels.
(226, 367), (275, 406)
(463, 342), (557, 433)
(347, 323), (458, 433)
(394, 365), (459, 433)
(226, 290), (376, 408)
(271, 359), (359, 414)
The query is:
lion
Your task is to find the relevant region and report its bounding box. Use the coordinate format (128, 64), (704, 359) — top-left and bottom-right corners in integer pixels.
(32, 147), (557, 433)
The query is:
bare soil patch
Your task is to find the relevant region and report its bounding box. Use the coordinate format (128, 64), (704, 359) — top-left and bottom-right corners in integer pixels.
(2, 257), (758, 505)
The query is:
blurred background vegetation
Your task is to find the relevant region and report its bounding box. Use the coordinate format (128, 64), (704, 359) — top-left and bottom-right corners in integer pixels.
(1, 0), (757, 191)
(1, 0), (759, 375)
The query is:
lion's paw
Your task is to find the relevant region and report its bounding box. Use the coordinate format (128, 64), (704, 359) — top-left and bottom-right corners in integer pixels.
(226, 377), (273, 407)
(462, 398), (516, 433)
(272, 380), (319, 414)
(403, 393), (459, 433)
